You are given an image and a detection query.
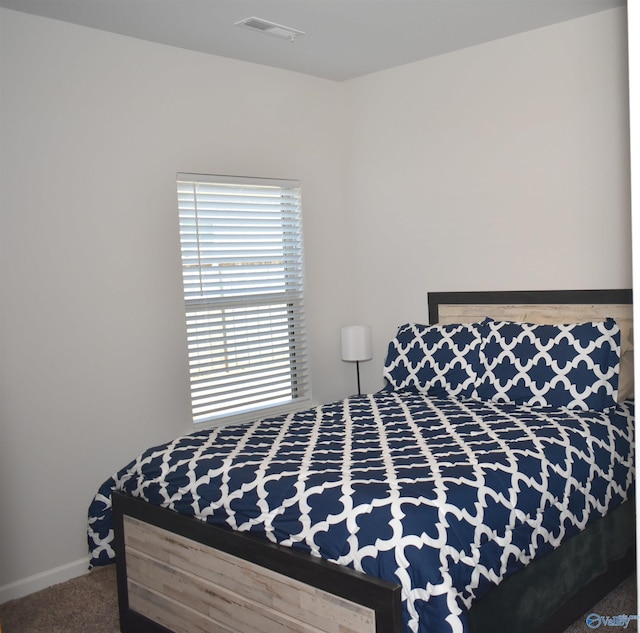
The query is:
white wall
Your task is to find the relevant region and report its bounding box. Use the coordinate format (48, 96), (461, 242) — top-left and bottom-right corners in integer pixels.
(0, 9), (353, 597)
(0, 6), (632, 598)
(344, 7), (632, 393)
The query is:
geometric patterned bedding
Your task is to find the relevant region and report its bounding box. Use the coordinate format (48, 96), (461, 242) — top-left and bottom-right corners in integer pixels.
(87, 390), (634, 633)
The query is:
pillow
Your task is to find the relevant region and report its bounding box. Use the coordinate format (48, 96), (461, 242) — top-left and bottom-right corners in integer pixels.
(524, 312), (633, 403)
(476, 318), (621, 411)
(383, 321), (487, 398)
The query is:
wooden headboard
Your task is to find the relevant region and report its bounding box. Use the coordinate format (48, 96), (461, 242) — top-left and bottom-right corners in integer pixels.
(428, 289), (633, 326)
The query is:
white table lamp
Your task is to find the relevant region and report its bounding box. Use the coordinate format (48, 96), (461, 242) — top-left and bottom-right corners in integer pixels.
(341, 325), (373, 395)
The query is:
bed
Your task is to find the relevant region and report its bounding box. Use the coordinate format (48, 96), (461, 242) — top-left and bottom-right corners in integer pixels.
(87, 288), (635, 633)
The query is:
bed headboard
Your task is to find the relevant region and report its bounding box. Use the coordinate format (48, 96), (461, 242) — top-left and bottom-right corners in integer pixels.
(428, 289), (633, 326)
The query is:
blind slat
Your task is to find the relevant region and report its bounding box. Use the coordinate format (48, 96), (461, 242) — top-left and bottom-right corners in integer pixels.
(177, 173), (310, 425)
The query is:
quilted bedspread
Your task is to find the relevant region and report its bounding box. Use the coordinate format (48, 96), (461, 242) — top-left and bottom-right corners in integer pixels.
(88, 390), (634, 633)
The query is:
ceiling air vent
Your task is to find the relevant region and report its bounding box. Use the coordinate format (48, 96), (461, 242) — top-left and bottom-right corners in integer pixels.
(235, 17), (305, 42)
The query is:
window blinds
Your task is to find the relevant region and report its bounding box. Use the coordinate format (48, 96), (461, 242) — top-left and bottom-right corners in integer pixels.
(177, 174), (310, 425)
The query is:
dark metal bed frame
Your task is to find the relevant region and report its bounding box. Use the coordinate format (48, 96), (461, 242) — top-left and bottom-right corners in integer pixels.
(113, 288), (635, 633)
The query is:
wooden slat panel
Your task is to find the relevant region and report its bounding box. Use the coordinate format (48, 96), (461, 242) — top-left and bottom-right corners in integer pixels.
(437, 303), (632, 325)
(127, 549), (341, 633)
(437, 305), (527, 324)
(124, 516), (375, 633)
(128, 581), (236, 633)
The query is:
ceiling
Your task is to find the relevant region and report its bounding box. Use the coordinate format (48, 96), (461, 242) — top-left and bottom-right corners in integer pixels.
(0, 0), (626, 81)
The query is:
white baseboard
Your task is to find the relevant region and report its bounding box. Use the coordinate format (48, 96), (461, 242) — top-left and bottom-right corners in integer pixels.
(0, 557), (90, 604)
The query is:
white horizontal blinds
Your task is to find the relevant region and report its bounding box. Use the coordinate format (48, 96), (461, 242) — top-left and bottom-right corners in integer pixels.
(177, 173), (309, 424)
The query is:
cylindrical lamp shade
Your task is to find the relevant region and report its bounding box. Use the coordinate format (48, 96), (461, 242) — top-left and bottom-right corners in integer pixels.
(341, 325), (373, 362)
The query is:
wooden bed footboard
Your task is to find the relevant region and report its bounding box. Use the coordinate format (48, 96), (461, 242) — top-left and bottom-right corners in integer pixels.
(113, 491), (404, 633)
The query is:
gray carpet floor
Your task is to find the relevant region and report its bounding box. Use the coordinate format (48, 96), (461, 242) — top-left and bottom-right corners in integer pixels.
(0, 567), (119, 633)
(0, 566), (636, 633)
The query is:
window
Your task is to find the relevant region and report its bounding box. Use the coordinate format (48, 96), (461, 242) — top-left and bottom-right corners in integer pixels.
(177, 173), (311, 426)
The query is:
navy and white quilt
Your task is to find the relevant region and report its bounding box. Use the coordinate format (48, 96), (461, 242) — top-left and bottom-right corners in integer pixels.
(88, 391), (634, 633)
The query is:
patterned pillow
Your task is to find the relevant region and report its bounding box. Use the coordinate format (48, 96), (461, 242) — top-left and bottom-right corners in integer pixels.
(476, 318), (621, 411)
(383, 321), (487, 398)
